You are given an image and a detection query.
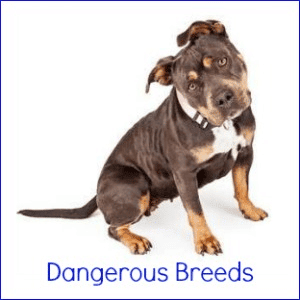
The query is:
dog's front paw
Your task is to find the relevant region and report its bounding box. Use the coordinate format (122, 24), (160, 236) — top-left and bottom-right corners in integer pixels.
(195, 235), (222, 255)
(240, 204), (268, 221)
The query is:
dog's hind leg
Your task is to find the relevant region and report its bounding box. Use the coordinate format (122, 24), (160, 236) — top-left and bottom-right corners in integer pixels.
(97, 165), (152, 254)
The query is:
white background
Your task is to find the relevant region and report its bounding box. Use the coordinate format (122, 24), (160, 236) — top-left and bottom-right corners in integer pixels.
(1, 1), (299, 299)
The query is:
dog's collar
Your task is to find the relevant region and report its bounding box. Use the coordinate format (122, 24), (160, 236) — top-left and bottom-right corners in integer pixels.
(176, 89), (210, 129)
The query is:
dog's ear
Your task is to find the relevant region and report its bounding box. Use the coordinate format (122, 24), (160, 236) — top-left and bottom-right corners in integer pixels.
(146, 56), (174, 93)
(177, 20), (228, 47)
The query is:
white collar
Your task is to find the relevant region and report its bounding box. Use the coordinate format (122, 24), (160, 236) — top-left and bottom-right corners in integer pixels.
(176, 89), (209, 129)
(176, 89), (230, 130)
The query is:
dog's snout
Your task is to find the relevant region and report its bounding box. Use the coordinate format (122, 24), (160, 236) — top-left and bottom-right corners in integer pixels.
(216, 91), (234, 107)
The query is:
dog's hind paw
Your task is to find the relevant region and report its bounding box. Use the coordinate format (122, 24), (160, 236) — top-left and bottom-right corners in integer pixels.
(195, 235), (222, 256)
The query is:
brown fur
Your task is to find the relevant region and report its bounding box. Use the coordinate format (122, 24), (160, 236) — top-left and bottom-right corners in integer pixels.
(219, 71), (250, 107)
(139, 192), (150, 214)
(241, 127), (255, 144)
(237, 53), (245, 62)
(19, 20), (268, 256)
(177, 20), (227, 47)
(188, 70), (199, 80)
(190, 145), (213, 164)
(232, 165), (268, 221)
(187, 210), (222, 255)
(198, 91), (225, 126)
(115, 224), (152, 254)
(203, 57), (213, 68)
(191, 24), (211, 36)
(212, 22), (224, 34)
(155, 68), (165, 79)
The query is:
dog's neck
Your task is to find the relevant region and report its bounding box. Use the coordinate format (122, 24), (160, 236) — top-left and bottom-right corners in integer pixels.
(176, 89), (209, 129)
(176, 89), (230, 130)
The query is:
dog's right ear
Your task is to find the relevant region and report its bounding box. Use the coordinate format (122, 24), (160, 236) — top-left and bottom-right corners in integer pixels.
(146, 56), (174, 93)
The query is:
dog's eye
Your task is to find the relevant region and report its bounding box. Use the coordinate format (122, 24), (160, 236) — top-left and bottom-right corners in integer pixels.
(218, 57), (227, 67)
(188, 83), (197, 91)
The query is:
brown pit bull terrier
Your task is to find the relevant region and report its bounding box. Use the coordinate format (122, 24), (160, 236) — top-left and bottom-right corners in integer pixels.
(19, 20), (268, 255)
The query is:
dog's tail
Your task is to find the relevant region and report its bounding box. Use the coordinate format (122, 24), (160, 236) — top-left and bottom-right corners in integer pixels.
(18, 196), (97, 219)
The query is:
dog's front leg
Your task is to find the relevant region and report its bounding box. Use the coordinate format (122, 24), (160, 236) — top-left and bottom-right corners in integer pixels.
(174, 171), (222, 255)
(232, 146), (268, 221)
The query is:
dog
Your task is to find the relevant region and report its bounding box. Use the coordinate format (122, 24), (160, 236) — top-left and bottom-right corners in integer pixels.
(19, 20), (268, 255)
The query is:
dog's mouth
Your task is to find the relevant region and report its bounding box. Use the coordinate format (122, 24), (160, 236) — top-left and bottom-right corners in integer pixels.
(199, 102), (250, 128)
(228, 95), (252, 120)
(228, 108), (244, 120)
(177, 88), (250, 128)
(198, 87), (251, 127)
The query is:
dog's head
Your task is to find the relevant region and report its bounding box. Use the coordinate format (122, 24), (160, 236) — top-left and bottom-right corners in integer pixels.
(146, 20), (251, 126)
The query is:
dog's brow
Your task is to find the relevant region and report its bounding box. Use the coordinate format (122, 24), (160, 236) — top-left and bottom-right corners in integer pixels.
(188, 71), (198, 80)
(203, 57), (213, 68)
(185, 46), (202, 62)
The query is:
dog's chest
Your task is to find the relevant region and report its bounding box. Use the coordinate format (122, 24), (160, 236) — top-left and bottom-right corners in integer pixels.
(191, 120), (247, 165)
(211, 121), (246, 160)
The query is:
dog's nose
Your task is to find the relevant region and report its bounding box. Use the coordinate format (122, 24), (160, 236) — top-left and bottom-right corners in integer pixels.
(216, 91), (234, 107)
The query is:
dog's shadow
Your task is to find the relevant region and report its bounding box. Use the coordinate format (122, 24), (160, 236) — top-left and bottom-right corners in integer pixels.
(137, 184), (241, 236)
(202, 192), (241, 219)
(137, 175), (241, 233)
(200, 175), (242, 218)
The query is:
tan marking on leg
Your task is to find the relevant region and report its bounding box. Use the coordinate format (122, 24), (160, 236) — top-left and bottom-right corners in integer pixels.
(232, 165), (248, 201)
(232, 165), (268, 221)
(203, 57), (213, 68)
(116, 224), (152, 254)
(240, 127), (255, 144)
(187, 210), (222, 255)
(188, 71), (198, 80)
(139, 192), (150, 214)
(190, 144), (213, 164)
(188, 210), (211, 238)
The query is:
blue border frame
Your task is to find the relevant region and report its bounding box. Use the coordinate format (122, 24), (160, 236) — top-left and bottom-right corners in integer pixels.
(0, 0), (299, 299)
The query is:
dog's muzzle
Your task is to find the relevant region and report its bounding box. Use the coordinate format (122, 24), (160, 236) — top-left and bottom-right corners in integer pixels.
(214, 88), (251, 119)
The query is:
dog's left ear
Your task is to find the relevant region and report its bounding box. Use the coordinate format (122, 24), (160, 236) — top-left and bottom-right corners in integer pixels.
(177, 20), (228, 47)
(146, 56), (174, 93)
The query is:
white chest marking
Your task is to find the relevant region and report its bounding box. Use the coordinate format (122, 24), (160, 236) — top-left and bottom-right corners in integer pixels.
(211, 120), (247, 160)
